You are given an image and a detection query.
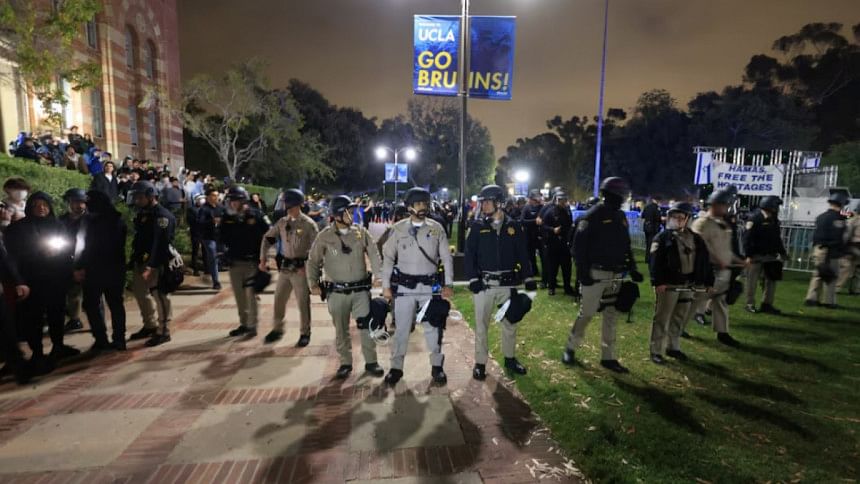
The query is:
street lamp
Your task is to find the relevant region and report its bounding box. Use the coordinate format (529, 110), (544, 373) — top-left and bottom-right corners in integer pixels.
(376, 145), (418, 201)
(514, 169), (530, 183)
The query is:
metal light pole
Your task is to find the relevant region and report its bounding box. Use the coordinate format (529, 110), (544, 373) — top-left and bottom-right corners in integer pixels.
(376, 146), (417, 202)
(456, 0), (471, 252)
(593, 0), (609, 197)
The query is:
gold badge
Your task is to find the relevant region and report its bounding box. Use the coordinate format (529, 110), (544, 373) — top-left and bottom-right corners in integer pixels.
(157, 217), (169, 228)
(507, 227), (516, 236)
(297, 229), (303, 234)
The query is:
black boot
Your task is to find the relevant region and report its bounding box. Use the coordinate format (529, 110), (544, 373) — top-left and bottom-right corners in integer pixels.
(229, 325), (251, 337)
(264, 330), (284, 344)
(50, 344), (81, 360)
(296, 333), (310, 347)
(561, 348), (576, 366)
(760, 303), (782, 315)
(384, 368), (403, 386)
(650, 354), (666, 365)
(666, 349), (688, 361)
(335, 364), (353, 379)
(600, 359), (630, 374)
(145, 333), (171, 347)
(504, 357), (528, 375)
(364, 362), (384, 377)
(431, 366), (448, 384)
(717, 332), (741, 348)
(129, 327), (157, 340)
(64, 319), (83, 332)
(472, 363), (487, 381)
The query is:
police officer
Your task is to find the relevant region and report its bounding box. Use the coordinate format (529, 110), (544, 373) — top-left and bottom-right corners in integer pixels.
(805, 191), (849, 308)
(381, 188), (454, 385)
(465, 184), (536, 381)
(519, 190), (544, 286)
(307, 195), (384, 379)
(743, 196), (788, 314)
(690, 188), (747, 347)
(127, 180), (176, 347)
(376, 204), (409, 256)
(220, 186), (269, 339)
(60, 188), (87, 332)
(186, 193), (206, 276)
(648, 202), (713, 364)
(260, 188), (318, 345)
(641, 196), (663, 264)
(197, 188), (224, 290)
(837, 201), (860, 294)
(562, 178), (643, 373)
(540, 191), (574, 296)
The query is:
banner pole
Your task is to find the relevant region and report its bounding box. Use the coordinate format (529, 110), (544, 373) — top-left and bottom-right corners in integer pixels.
(457, 0), (471, 252)
(593, 0), (609, 197)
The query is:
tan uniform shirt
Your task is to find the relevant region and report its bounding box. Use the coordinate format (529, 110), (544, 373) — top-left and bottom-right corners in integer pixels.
(381, 218), (454, 288)
(306, 224), (382, 285)
(691, 213), (735, 268)
(260, 213), (318, 261)
(845, 216), (860, 245)
(674, 229), (696, 275)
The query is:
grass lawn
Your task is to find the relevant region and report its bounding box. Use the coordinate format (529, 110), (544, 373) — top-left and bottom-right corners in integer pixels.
(451, 256), (860, 483)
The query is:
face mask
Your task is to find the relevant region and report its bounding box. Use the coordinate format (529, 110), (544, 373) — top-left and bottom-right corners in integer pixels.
(411, 219), (425, 227)
(338, 228), (349, 235)
(10, 190), (27, 201)
(667, 218), (682, 230)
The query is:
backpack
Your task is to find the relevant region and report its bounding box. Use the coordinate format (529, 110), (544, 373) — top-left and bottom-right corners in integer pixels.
(159, 244), (185, 293)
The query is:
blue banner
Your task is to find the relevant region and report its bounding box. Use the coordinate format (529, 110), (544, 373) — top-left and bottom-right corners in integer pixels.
(413, 15), (460, 96)
(385, 163), (408, 183)
(413, 15), (516, 100)
(469, 16), (516, 100)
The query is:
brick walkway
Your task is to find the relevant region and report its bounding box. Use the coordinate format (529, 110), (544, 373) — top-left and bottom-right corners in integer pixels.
(0, 278), (583, 483)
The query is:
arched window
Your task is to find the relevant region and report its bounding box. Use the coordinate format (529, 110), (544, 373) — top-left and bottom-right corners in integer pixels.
(91, 89), (105, 139)
(144, 41), (156, 79)
(124, 27), (137, 68)
(85, 17), (98, 49)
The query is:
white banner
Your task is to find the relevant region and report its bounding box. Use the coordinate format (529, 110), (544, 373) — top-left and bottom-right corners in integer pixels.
(712, 163), (784, 196)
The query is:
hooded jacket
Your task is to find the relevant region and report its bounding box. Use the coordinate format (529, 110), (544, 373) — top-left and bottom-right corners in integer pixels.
(77, 190), (127, 281)
(5, 192), (74, 285)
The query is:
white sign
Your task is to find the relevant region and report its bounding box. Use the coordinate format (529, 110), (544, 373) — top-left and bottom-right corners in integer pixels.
(712, 164), (784, 196)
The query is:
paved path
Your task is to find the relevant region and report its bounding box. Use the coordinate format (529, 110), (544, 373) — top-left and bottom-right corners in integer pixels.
(0, 278), (583, 483)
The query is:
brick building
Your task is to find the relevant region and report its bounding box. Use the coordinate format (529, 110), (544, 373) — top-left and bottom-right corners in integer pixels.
(0, 0), (184, 168)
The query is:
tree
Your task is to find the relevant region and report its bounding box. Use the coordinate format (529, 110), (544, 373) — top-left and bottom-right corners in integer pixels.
(288, 79), (379, 191)
(827, 141), (860, 196)
(159, 60), (307, 180)
(0, 0), (102, 127)
(743, 22), (860, 149)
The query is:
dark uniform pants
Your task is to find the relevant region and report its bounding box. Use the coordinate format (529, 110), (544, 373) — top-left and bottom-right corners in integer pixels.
(543, 239), (572, 290)
(84, 276), (126, 344)
(20, 282), (66, 357)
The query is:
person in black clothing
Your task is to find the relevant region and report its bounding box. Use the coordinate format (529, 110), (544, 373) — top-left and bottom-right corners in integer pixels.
(648, 202), (713, 364)
(127, 181), (177, 347)
(220, 186), (270, 339)
(465, 184), (537, 381)
(59, 188), (87, 333)
(641, 197), (663, 264)
(743, 196), (788, 314)
(0, 238), (33, 384)
(519, 190), (544, 285)
(76, 190), (128, 352)
(90, 161), (119, 201)
(805, 191), (849, 308)
(197, 188), (224, 290)
(562, 177), (644, 374)
(5, 192), (80, 368)
(540, 191), (574, 296)
(186, 194), (206, 276)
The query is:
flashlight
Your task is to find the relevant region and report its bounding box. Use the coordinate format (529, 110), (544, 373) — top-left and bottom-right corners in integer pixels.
(46, 236), (68, 251)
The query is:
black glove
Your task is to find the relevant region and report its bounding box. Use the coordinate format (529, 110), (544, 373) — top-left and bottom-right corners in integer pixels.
(469, 279), (485, 294)
(524, 280), (537, 291)
(630, 270), (644, 283)
(578, 267), (595, 286)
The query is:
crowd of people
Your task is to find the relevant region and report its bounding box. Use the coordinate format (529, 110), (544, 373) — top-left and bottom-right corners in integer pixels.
(0, 149), (858, 386)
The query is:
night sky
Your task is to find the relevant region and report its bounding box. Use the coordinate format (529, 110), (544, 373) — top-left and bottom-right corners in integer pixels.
(179, 0), (860, 157)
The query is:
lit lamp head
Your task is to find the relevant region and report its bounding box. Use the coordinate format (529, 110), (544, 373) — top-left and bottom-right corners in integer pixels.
(403, 147), (417, 161)
(375, 147), (389, 160)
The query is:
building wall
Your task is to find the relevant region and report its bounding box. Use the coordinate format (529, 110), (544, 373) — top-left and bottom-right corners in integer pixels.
(0, 0), (184, 168)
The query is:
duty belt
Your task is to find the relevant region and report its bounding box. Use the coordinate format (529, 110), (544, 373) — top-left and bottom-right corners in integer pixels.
(391, 269), (438, 289)
(591, 264), (627, 272)
(481, 271), (520, 286)
(326, 275), (373, 294)
(280, 257), (307, 271)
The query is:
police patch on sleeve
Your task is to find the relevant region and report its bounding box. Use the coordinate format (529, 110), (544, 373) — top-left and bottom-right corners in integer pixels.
(577, 220), (589, 232)
(507, 226), (516, 236)
(745, 221), (754, 230)
(157, 217), (169, 228)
